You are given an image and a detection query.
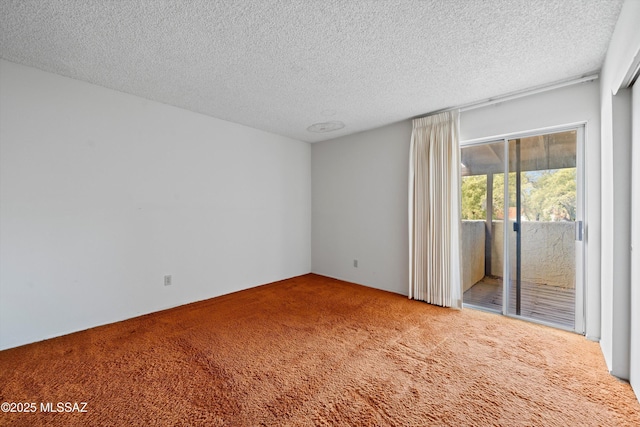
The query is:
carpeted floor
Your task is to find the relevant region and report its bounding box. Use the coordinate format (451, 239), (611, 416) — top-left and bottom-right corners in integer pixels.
(0, 274), (638, 426)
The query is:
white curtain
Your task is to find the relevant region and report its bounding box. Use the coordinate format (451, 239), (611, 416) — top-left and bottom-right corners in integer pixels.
(409, 110), (462, 308)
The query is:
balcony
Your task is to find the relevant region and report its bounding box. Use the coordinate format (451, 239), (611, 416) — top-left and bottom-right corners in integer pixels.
(461, 220), (575, 329)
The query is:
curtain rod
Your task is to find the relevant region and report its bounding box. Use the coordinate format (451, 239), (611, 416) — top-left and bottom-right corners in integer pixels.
(417, 72), (599, 118)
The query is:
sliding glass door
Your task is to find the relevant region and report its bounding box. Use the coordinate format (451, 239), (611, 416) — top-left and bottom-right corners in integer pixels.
(461, 127), (584, 333)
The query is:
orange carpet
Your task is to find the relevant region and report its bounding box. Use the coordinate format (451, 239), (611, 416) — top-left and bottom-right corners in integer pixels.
(0, 274), (638, 426)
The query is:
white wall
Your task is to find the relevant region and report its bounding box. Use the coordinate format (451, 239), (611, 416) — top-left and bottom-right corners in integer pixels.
(598, 0), (640, 383)
(311, 80), (600, 309)
(461, 80), (601, 339)
(311, 121), (412, 295)
(611, 88), (632, 379)
(631, 76), (640, 401)
(0, 60), (311, 351)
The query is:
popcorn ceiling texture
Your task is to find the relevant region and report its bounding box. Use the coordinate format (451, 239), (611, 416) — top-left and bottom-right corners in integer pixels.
(0, 0), (623, 142)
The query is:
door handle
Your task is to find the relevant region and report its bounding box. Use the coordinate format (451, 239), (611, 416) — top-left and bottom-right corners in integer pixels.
(513, 222), (519, 232)
(575, 220), (584, 241)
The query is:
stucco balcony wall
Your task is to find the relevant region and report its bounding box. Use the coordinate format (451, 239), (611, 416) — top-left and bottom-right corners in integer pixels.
(462, 220), (576, 291)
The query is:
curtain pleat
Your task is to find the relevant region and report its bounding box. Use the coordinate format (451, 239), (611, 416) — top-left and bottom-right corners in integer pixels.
(409, 111), (462, 308)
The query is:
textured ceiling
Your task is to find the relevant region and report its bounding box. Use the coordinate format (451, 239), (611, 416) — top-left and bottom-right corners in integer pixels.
(0, 1), (623, 143)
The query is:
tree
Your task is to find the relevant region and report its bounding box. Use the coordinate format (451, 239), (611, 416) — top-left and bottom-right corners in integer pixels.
(491, 173), (533, 220)
(461, 172), (533, 221)
(461, 175), (487, 220)
(527, 168), (576, 221)
(461, 168), (576, 222)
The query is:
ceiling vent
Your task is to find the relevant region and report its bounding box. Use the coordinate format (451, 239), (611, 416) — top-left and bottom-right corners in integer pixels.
(307, 121), (345, 133)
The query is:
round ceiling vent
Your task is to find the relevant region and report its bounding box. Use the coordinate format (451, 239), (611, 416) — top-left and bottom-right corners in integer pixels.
(307, 121), (345, 133)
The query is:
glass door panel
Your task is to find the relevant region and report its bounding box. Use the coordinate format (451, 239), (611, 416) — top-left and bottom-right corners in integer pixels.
(506, 131), (578, 329)
(461, 140), (505, 313)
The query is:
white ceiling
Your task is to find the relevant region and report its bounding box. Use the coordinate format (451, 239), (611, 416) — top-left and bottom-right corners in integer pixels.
(0, 1), (623, 143)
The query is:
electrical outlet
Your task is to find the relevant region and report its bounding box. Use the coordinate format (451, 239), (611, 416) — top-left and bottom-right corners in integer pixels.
(164, 275), (172, 286)
(353, 259), (358, 268)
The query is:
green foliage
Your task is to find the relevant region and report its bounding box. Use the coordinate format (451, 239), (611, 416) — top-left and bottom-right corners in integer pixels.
(461, 175), (486, 220)
(528, 169), (576, 221)
(461, 168), (576, 222)
(491, 172), (533, 220)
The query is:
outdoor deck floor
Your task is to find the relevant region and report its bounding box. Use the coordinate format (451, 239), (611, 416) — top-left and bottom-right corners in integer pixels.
(463, 276), (575, 329)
